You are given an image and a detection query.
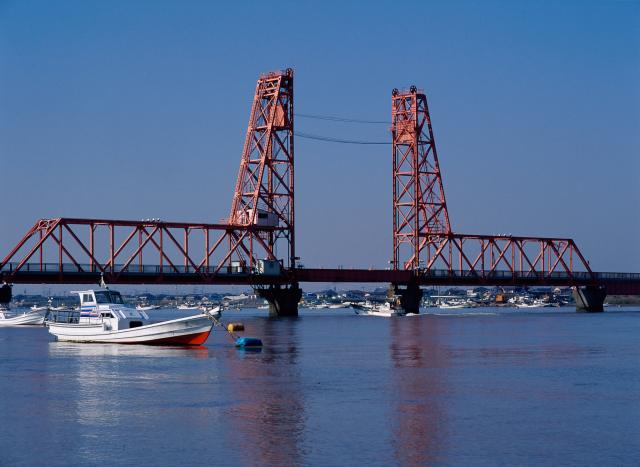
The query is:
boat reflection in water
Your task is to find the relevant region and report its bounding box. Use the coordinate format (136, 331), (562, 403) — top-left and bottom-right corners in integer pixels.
(48, 342), (211, 359)
(45, 341), (211, 465)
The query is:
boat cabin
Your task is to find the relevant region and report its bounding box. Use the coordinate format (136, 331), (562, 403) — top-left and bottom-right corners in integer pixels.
(49, 289), (150, 330)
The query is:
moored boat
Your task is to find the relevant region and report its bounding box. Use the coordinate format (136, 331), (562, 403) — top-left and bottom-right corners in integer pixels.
(136, 304), (160, 311)
(353, 302), (405, 317)
(199, 305), (222, 318)
(0, 306), (48, 326)
(47, 288), (216, 345)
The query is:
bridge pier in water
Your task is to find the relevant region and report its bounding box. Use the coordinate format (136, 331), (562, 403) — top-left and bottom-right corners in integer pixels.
(0, 284), (11, 305)
(573, 285), (607, 312)
(256, 283), (303, 317)
(389, 282), (423, 314)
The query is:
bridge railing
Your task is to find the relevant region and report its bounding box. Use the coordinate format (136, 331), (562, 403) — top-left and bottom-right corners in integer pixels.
(2, 261), (639, 284)
(0, 262), (252, 275)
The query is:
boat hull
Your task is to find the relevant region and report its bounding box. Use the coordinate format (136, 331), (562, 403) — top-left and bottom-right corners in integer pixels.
(48, 314), (213, 345)
(0, 309), (47, 326)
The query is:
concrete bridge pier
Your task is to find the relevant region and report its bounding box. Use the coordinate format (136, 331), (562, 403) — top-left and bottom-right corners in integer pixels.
(573, 285), (607, 312)
(389, 282), (423, 314)
(256, 283), (302, 317)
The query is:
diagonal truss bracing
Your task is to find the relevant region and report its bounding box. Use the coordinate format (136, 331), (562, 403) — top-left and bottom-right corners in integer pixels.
(392, 86), (450, 270)
(391, 86), (594, 280)
(229, 68), (295, 269)
(0, 218), (288, 282)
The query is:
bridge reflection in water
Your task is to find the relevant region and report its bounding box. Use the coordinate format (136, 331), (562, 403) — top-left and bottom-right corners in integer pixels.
(2, 310), (635, 465)
(216, 314), (453, 465)
(390, 317), (448, 466)
(220, 318), (307, 466)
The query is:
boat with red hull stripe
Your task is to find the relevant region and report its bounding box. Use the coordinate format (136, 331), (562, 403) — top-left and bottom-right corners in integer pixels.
(47, 289), (219, 345)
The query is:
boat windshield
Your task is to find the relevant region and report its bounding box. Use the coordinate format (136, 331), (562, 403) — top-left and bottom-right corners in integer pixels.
(94, 291), (124, 304)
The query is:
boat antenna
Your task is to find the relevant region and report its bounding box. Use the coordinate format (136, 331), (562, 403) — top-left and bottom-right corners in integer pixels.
(99, 273), (108, 290)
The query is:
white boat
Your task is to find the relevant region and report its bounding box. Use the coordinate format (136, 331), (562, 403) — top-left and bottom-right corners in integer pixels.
(0, 306), (48, 326)
(31, 298), (52, 312)
(438, 302), (468, 309)
(199, 305), (222, 318)
(177, 303), (200, 310)
(353, 302), (405, 317)
(136, 304), (160, 311)
(47, 289), (215, 345)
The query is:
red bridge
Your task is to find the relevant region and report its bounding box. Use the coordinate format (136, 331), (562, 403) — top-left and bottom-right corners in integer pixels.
(2, 69), (638, 314)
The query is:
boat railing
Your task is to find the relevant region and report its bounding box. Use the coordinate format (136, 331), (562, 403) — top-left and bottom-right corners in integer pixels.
(47, 309), (80, 324)
(47, 310), (115, 326)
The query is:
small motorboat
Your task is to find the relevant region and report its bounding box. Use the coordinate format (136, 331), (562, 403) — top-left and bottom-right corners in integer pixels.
(47, 288), (215, 345)
(199, 305), (222, 318)
(136, 304), (160, 311)
(31, 298), (52, 312)
(177, 303), (200, 310)
(438, 302), (468, 309)
(353, 302), (405, 317)
(0, 305), (48, 326)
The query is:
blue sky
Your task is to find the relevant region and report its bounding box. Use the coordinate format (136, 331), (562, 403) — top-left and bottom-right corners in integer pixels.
(1, 0), (639, 274)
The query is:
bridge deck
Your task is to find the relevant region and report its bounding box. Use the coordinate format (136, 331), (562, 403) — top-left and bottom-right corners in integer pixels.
(2, 264), (639, 294)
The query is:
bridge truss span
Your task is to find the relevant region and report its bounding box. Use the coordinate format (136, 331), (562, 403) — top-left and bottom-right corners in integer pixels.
(418, 233), (595, 281)
(0, 217), (289, 284)
(390, 86), (595, 283)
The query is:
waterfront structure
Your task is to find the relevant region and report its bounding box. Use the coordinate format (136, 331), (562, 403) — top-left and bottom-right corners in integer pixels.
(2, 70), (639, 315)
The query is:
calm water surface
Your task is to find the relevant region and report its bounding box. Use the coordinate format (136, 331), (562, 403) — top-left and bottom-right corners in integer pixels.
(1, 307), (638, 466)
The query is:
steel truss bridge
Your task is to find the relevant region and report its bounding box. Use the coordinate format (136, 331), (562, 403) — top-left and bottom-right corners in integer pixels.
(2, 69), (638, 314)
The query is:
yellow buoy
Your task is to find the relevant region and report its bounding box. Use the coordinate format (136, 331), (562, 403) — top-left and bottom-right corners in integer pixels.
(227, 323), (244, 332)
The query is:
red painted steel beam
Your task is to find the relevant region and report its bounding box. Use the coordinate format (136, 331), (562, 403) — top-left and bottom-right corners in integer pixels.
(228, 68), (296, 270)
(47, 217), (285, 231)
(0, 217), (288, 284)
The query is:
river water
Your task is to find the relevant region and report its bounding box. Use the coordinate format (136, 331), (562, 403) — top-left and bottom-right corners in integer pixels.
(1, 307), (638, 466)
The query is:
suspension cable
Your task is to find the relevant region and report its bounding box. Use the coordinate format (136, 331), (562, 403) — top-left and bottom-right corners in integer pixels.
(295, 131), (391, 145)
(296, 113), (389, 124)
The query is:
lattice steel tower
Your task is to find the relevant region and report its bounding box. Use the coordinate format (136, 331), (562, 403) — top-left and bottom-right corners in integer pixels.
(392, 86), (450, 270)
(229, 68), (295, 268)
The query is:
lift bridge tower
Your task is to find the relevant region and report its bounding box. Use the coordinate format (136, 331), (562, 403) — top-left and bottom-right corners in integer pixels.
(229, 68), (301, 315)
(389, 86), (449, 311)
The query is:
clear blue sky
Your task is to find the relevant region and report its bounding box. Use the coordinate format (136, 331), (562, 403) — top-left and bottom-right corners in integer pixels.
(1, 0), (639, 273)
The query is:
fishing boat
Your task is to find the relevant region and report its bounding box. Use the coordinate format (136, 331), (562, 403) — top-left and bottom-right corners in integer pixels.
(0, 305), (48, 326)
(47, 288), (216, 345)
(353, 302), (405, 317)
